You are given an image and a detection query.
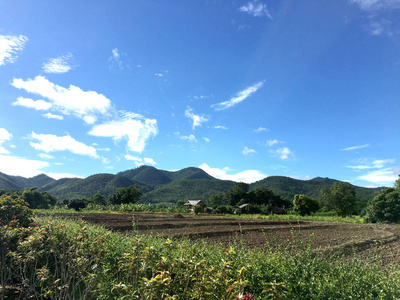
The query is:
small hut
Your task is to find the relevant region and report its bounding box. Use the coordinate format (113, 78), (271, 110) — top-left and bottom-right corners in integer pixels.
(183, 200), (206, 212)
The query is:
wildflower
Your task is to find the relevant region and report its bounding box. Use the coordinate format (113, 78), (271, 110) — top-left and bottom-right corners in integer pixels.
(159, 263), (164, 267)
(39, 274), (43, 278)
(97, 239), (100, 242)
(35, 222), (39, 226)
(30, 223), (34, 226)
(226, 249), (229, 253)
(12, 215), (16, 219)
(81, 235), (84, 239)
(8, 222), (12, 226)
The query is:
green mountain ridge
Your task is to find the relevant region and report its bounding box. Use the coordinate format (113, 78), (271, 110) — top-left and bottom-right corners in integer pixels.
(0, 167), (383, 204)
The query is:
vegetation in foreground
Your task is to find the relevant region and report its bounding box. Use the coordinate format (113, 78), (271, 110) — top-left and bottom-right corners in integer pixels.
(1, 195), (400, 299)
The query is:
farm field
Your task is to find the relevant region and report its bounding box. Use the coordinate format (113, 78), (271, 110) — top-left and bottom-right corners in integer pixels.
(53, 212), (400, 268)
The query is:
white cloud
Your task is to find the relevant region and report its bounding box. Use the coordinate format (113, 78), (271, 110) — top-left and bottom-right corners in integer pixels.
(211, 81), (264, 111)
(254, 127), (268, 132)
(42, 53), (73, 73)
(109, 48), (127, 70)
(0, 154), (49, 177)
(144, 157), (156, 165)
(199, 163), (267, 183)
(341, 144), (370, 151)
(0, 128), (12, 154)
(43, 112), (64, 120)
(0, 34), (28, 66)
(214, 125), (228, 130)
(179, 134), (197, 143)
(203, 137), (210, 143)
(351, 0), (400, 11)
(270, 147), (294, 160)
(266, 139), (279, 146)
(89, 113), (158, 153)
(239, 1), (273, 18)
(12, 97), (52, 110)
(242, 147), (257, 155)
(124, 155), (156, 166)
(155, 73), (164, 77)
(357, 167), (399, 186)
(185, 108), (208, 129)
(12, 76), (112, 124)
(46, 172), (83, 180)
(347, 158), (395, 170)
(30, 132), (99, 158)
(38, 153), (54, 159)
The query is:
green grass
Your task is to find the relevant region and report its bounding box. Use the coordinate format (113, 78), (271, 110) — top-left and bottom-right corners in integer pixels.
(1, 215), (398, 299)
(223, 213), (366, 223)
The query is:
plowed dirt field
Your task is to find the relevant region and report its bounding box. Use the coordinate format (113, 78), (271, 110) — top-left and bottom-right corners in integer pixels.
(53, 213), (400, 268)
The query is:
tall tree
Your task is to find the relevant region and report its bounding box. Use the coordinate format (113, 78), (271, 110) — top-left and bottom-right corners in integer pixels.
(320, 182), (357, 217)
(293, 194), (320, 216)
(225, 182), (249, 206)
(365, 176), (400, 223)
(109, 185), (142, 205)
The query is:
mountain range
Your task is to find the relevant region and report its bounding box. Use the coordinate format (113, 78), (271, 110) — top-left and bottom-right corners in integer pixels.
(0, 166), (382, 204)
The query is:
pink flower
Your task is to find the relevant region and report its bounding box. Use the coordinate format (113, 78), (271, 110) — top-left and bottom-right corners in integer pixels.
(12, 215), (16, 219)
(159, 263), (164, 267)
(8, 222), (12, 226)
(226, 249), (229, 253)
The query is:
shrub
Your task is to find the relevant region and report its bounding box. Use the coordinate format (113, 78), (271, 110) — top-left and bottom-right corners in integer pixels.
(0, 194), (34, 227)
(293, 194), (320, 216)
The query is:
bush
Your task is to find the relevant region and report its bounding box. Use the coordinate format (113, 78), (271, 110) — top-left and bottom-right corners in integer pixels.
(293, 194), (320, 216)
(365, 187), (400, 223)
(0, 194), (34, 227)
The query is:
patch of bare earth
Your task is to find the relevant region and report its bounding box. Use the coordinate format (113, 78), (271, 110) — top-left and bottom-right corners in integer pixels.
(49, 213), (400, 268)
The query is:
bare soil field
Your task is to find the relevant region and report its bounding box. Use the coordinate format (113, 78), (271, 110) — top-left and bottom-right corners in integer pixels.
(51, 213), (400, 268)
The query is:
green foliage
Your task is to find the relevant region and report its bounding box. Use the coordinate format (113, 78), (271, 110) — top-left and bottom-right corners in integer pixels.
(320, 182), (357, 217)
(1, 216), (399, 299)
(64, 198), (87, 211)
(207, 193), (225, 207)
(90, 192), (107, 205)
(293, 194), (320, 216)
(226, 182), (249, 206)
(109, 185), (142, 205)
(365, 178), (400, 223)
(21, 187), (57, 209)
(0, 194), (34, 227)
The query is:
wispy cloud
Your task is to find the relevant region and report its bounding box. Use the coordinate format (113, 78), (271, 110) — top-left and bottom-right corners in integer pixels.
(12, 76), (112, 124)
(30, 132), (99, 158)
(347, 158), (395, 170)
(350, 0), (400, 36)
(199, 163), (267, 183)
(253, 126), (268, 133)
(239, 1), (273, 19)
(347, 158), (398, 186)
(341, 144), (370, 151)
(109, 48), (129, 70)
(89, 113), (158, 153)
(179, 134), (197, 143)
(203, 137), (210, 143)
(12, 97), (52, 111)
(43, 112), (64, 120)
(185, 107), (208, 129)
(124, 155), (156, 166)
(266, 139), (279, 146)
(270, 147), (294, 160)
(351, 0), (400, 11)
(211, 81), (264, 111)
(0, 34), (28, 66)
(0, 128), (12, 154)
(42, 53), (73, 73)
(38, 153), (54, 159)
(214, 125), (228, 130)
(242, 147), (257, 155)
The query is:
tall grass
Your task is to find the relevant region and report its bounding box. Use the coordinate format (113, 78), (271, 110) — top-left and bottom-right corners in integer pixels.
(224, 213), (366, 223)
(1, 215), (399, 299)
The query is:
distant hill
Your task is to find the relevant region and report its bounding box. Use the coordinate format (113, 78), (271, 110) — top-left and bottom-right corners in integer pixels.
(0, 166), (383, 204)
(250, 176), (381, 201)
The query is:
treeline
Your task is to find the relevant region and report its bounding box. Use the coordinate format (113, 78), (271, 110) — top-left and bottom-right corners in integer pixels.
(0, 187), (57, 209)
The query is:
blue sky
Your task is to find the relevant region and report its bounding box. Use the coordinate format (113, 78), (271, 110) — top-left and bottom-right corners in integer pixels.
(0, 0), (399, 187)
